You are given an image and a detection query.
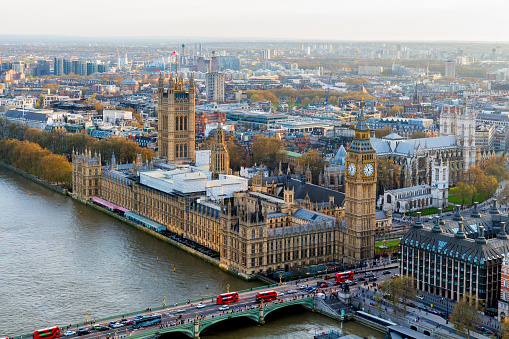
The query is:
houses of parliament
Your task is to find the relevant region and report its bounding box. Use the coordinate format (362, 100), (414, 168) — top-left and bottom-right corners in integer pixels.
(72, 74), (377, 278)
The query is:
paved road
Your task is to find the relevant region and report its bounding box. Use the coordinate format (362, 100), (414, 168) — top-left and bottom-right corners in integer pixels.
(48, 276), (332, 339)
(36, 264), (400, 339)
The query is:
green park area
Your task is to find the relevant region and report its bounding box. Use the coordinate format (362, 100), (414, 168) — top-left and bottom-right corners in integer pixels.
(407, 205), (455, 217)
(375, 238), (400, 253)
(448, 186), (488, 206)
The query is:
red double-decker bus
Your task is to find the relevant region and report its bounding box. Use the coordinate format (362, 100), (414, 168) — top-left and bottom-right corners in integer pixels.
(335, 271), (354, 284)
(33, 326), (60, 339)
(256, 290), (277, 302)
(216, 292), (239, 304)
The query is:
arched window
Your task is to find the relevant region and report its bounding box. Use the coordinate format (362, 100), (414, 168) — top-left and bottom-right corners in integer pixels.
(175, 144), (179, 158)
(180, 116), (184, 131)
(184, 144), (188, 158)
(175, 117), (179, 131)
(183, 116), (187, 131)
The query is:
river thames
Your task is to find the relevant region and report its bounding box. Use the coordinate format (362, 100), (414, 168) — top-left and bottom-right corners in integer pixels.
(0, 167), (382, 338)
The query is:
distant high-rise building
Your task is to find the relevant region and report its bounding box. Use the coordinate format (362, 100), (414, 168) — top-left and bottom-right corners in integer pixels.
(206, 72), (225, 102)
(262, 49), (271, 60)
(37, 60), (51, 76)
(210, 53), (219, 72)
(72, 60), (80, 75)
(11, 61), (25, 74)
(63, 59), (72, 75)
(86, 62), (98, 76)
(492, 48), (497, 61)
(97, 64), (109, 73)
(218, 56), (240, 71)
(306, 46), (311, 56)
(54, 58), (64, 76)
(445, 60), (456, 77)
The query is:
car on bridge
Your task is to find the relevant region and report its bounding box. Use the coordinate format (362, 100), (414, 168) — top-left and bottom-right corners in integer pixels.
(219, 305), (230, 311)
(277, 292), (285, 297)
(176, 308), (186, 313)
(287, 289), (297, 294)
(134, 315), (144, 320)
(111, 323), (123, 328)
(196, 304), (206, 309)
(63, 331), (75, 336)
(77, 329), (90, 336)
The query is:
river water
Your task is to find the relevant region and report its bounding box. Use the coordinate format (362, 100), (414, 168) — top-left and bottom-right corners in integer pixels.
(0, 167), (382, 338)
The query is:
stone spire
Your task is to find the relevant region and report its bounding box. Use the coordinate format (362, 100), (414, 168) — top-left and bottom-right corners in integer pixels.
(413, 212), (423, 228)
(455, 221), (466, 239)
(432, 216), (442, 233)
(453, 206), (463, 221)
(471, 202), (481, 218)
(490, 199), (500, 215)
(498, 221), (508, 240)
(438, 208), (446, 225)
(476, 226), (487, 244)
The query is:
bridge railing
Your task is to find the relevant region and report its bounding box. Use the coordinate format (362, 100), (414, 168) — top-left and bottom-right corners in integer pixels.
(10, 283), (286, 339)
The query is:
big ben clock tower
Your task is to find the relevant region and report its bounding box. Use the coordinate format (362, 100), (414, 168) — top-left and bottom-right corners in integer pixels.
(344, 108), (377, 264)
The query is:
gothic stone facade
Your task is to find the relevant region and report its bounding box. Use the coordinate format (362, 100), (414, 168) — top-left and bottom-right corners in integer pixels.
(72, 152), (343, 278)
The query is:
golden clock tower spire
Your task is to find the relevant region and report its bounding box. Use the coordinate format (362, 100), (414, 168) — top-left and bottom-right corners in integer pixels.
(343, 105), (377, 264)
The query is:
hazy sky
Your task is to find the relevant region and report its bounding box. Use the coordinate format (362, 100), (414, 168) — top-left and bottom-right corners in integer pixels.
(3, 0), (508, 41)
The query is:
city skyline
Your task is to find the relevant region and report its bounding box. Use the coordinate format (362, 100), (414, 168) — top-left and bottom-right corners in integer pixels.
(3, 0), (508, 42)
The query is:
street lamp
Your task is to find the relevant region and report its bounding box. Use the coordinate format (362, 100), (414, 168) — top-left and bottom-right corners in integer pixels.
(163, 296), (167, 308)
(226, 284), (230, 293)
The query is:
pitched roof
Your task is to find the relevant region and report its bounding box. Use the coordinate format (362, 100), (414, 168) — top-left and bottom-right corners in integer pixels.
(280, 178), (345, 207)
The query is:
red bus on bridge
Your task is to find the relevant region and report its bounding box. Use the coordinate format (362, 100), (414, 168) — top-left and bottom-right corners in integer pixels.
(335, 271), (354, 284)
(33, 326), (60, 339)
(256, 290), (277, 302)
(216, 292), (239, 304)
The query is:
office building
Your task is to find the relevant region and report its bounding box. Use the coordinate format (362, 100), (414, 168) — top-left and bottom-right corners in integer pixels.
(54, 58), (64, 76)
(445, 60), (456, 78)
(206, 72), (225, 102)
(401, 203), (509, 310)
(37, 60), (51, 76)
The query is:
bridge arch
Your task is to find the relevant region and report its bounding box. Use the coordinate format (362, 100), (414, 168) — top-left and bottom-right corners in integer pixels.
(150, 326), (195, 338)
(198, 312), (259, 336)
(263, 302), (314, 320)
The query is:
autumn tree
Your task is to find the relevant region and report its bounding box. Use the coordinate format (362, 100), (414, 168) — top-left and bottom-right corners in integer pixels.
(410, 130), (426, 139)
(462, 165), (483, 186)
(379, 277), (401, 314)
(251, 135), (286, 165)
(374, 126), (393, 139)
(450, 293), (482, 339)
(398, 276), (417, 316)
(226, 135), (247, 171)
(38, 153), (72, 184)
(388, 106), (404, 116)
(502, 316), (509, 339)
(35, 94), (45, 108)
(379, 276), (416, 316)
(455, 182), (475, 208)
(94, 102), (104, 114)
(485, 154), (509, 182)
(300, 150), (325, 184)
(301, 97), (311, 107)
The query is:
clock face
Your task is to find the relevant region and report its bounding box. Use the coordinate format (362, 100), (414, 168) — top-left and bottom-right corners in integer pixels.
(364, 164), (374, 177)
(348, 163), (356, 176)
